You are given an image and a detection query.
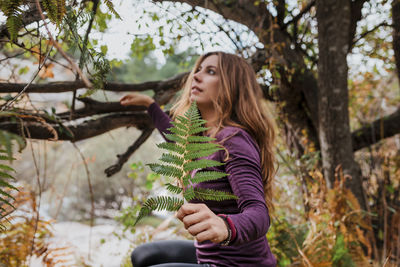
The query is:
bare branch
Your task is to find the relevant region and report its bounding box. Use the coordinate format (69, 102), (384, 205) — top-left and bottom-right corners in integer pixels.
(352, 107), (400, 151)
(352, 22), (392, 47)
(0, 112), (153, 141)
(0, 72), (188, 93)
(283, 0), (315, 29)
(105, 128), (154, 177)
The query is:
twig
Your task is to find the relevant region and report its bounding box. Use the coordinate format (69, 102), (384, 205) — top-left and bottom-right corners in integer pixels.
(352, 22), (392, 46)
(34, 0), (92, 89)
(283, 0), (316, 29)
(72, 142), (94, 260)
(1, 45), (53, 111)
(105, 128), (154, 177)
(25, 124), (42, 263)
(71, 0), (99, 120)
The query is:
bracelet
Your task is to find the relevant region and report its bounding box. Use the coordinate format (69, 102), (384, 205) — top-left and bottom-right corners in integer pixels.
(217, 214), (236, 246)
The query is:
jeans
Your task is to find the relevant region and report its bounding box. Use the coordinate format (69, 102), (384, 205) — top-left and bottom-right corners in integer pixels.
(131, 240), (212, 267)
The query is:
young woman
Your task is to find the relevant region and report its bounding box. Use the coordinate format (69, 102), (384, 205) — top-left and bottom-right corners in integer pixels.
(120, 51), (277, 267)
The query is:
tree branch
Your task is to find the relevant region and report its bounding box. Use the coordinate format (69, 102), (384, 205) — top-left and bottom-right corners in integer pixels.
(283, 0), (315, 29)
(348, 0), (368, 52)
(0, 112), (153, 141)
(0, 72), (188, 93)
(352, 22), (392, 47)
(392, 0), (400, 81)
(105, 128), (154, 177)
(352, 107), (400, 152)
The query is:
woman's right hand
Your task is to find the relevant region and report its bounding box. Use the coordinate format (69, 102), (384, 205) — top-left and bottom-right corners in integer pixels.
(120, 93), (155, 108)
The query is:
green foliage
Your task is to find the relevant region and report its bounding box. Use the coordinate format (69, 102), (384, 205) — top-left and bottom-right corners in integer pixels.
(0, 0), (67, 41)
(0, 127), (26, 231)
(332, 234), (355, 267)
(267, 216), (308, 267)
(134, 102), (237, 225)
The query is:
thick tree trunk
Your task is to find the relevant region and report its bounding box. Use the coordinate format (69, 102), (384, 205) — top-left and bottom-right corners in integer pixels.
(393, 0), (400, 80)
(316, 0), (366, 209)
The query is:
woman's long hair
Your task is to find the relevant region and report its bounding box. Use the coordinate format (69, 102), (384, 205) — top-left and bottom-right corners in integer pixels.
(171, 51), (277, 212)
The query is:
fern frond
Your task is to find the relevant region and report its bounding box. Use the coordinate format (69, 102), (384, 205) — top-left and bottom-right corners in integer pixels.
(176, 116), (189, 124)
(0, 196), (15, 211)
(193, 188), (237, 201)
(6, 14), (22, 41)
(168, 126), (187, 137)
(186, 142), (221, 152)
(0, 164), (15, 172)
(147, 163), (183, 179)
(0, 171), (15, 180)
(188, 126), (209, 135)
(165, 183), (183, 194)
(184, 148), (222, 160)
(134, 196), (183, 225)
(183, 187), (195, 201)
(157, 142), (185, 154)
(183, 159), (224, 172)
(136, 101), (237, 225)
(159, 154), (184, 166)
(0, 179), (17, 191)
(187, 135), (216, 142)
(170, 121), (189, 132)
(164, 133), (186, 144)
(191, 171), (228, 184)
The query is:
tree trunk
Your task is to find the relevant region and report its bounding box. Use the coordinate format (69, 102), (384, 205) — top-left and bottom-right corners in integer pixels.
(316, 0), (366, 209)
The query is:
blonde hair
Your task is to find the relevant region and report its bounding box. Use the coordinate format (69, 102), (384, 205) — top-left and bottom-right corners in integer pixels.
(171, 51), (277, 212)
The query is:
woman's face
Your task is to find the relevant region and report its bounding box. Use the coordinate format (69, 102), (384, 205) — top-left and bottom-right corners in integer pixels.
(190, 55), (220, 108)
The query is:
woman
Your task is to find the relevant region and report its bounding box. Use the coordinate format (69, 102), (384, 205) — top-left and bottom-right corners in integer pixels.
(120, 51), (277, 267)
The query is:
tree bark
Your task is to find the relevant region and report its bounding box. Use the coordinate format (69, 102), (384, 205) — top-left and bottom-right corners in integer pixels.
(316, 0), (366, 209)
(393, 0), (400, 81)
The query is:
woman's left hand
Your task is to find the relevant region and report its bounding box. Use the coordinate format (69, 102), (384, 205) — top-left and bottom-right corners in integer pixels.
(176, 203), (228, 244)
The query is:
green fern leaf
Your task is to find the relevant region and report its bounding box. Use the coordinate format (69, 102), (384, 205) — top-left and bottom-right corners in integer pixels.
(193, 188), (237, 201)
(0, 164), (15, 172)
(147, 163), (183, 179)
(157, 142), (185, 154)
(183, 159), (224, 172)
(170, 121), (189, 132)
(184, 148), (222, 160)
(183, 187), (195, 201)
(186, 142), (221, 152)
(168, 126), (187, 137)
(187, 135), (216, 142)
(0, 180), (17, 190)
(0, 196), (16, 211)
(164, 133), (186, 144)
(0, 171), (15, 180)
(136, 101), (237, 225)
(188, 126), (209, 135)
(191, 171), (228, 184)
(6, 14), (22, 41)
(134, 196), (183, 225)
(165, 183), (183, 194)
(159, 154), (184, 166)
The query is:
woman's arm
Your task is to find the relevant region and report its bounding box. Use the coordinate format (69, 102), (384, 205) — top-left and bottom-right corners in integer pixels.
(120, 93), (173, 141)
(223, 130), (270, 245)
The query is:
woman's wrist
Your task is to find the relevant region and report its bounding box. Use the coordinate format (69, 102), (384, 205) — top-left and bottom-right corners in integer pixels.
(146, 98), (155, 108)
(217, 214), (236, 246)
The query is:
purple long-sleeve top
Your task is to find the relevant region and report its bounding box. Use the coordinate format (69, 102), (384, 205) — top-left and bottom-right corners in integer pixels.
(148, 102), (277, 267)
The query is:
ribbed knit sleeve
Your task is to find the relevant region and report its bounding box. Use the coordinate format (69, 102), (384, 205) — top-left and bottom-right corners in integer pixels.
(222, 130), (270, 246)
(147, 102), (173, 141)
